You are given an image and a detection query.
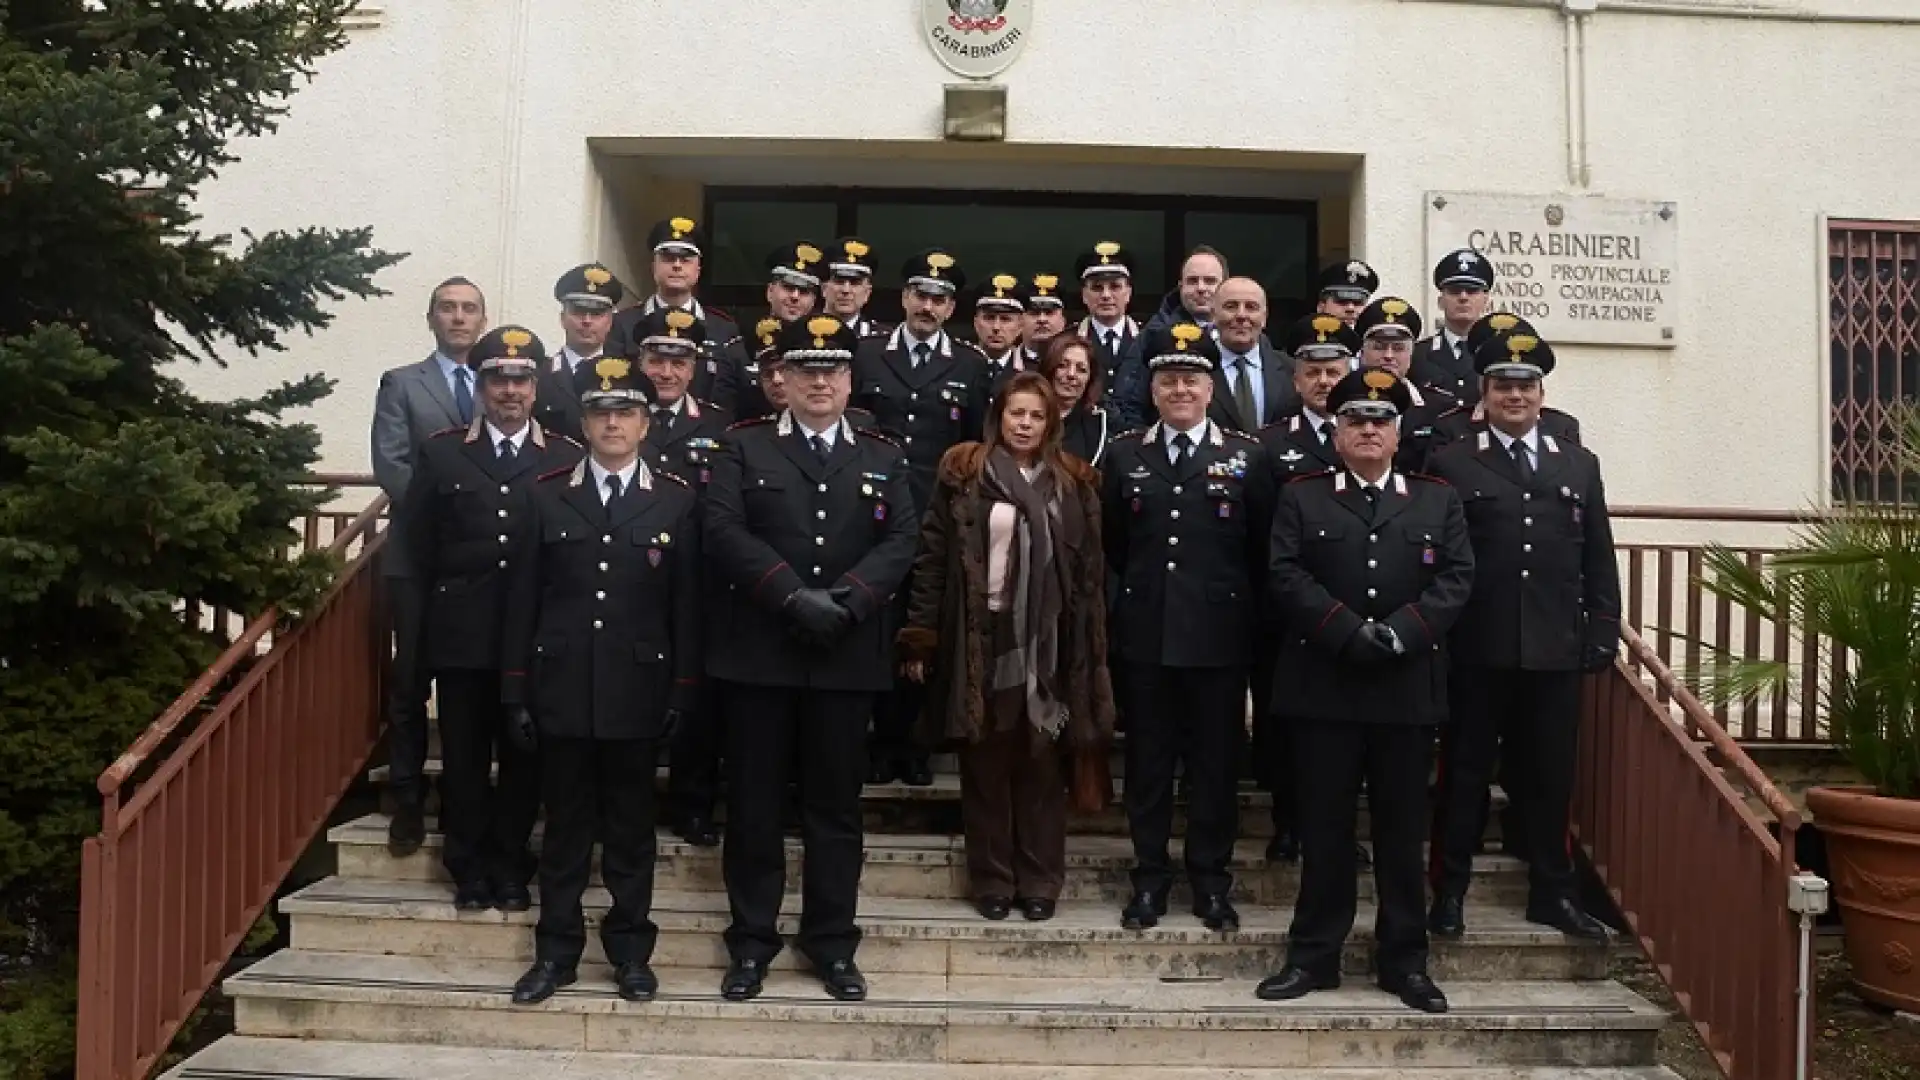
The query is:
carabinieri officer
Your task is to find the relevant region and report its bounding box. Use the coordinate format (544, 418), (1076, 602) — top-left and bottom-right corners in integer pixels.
(1259, 368), (1473, 1015)
(704, 315), (919, 1004)
(501, 350), (702, 1007)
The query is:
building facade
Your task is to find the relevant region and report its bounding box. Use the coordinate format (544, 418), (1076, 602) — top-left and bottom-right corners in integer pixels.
(185, 0), (1920, 511)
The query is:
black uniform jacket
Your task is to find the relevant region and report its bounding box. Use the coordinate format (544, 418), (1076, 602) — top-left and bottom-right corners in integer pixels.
(644, 396), (732, 494)
(1102, 420), (1275, 669)
(1394, 379), (1458, 474)
(1258, 411), (1344, 482)
(499, 457), (702, 740)
(1078, 315), (1139, 405)
(1424, 431), (1620, 670)
(851, 326), (991, 517)
(1268, 468), (1474, 725)
(1409, 334), (1478, 406)
(399, 418), (584, 671)
(533, 351), (592, 440)
(1433, 401), (1582, 448)
(610, 297), (742, 412)
(1061, 403), (1114, 470)
(702, 411), (919, 692)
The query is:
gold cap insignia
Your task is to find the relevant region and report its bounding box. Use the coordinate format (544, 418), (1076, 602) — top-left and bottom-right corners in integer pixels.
(844, 239), (869, 259)
(669, 216), (696, 239)
(1094, 241), (1121, 262)
(1034, 274), (1058, 293)
(756, 317), (781, 345)
(501, 328), (532, 357)
(1363, 369), (1395, 399)
(1489, 313), (1521, 333)
(926, 252), (955, 274)
(583, 266), (611, 291)
(807, 315), (841, 347)
(595, 356), (630, 391)
(795, 243), (822, 269)
(1311, 314), (1343, 342)
(665, 309), (695, 337)
(1170, 323), (1203, 351)
(1381, 298), (1409, 319)
(992, 273), (1018, 295)
(1507, 334), (1539, 358)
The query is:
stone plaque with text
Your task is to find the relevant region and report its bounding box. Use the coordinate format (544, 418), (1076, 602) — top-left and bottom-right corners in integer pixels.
(1425, 192), (1679, 348)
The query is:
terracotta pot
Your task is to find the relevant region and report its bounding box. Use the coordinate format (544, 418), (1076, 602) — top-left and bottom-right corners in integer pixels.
(1806, 784), (1920, 1011)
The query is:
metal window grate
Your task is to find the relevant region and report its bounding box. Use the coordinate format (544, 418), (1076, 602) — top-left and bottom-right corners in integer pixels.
(1830, 221), (1920, 504)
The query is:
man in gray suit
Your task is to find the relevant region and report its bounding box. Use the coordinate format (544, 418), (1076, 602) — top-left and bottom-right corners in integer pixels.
(371, 276), (488, 855)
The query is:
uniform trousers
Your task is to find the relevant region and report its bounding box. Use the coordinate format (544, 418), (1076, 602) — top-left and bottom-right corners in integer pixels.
(1432, 667), (1580, 903)
(435, 669), (540, 887)
(960, 722), (1068, 903)
(383, 579), (431, 806)
(667, 682), (723, 821)
(1250, 645), (1293, 836)
(1121, 664), (1246, 897)
(1287, 719), (1432, 980)
(872, 583), (930, 766)
(722, 683), (872, 966)
(535, 736), (659, 968)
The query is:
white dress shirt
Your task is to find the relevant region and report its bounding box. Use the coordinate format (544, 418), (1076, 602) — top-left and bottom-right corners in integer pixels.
(588, 458), (640, 503)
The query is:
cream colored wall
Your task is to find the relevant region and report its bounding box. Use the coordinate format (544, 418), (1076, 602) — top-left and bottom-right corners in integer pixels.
(184, 0), (1920, 513)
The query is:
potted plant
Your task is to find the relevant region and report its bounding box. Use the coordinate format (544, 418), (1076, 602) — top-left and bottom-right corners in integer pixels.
(1693, 410), (1920, 1011)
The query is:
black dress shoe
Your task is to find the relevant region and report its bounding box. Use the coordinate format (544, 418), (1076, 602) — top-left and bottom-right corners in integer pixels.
(817, 958), (867, 1001)
(1380, 971), (1449, 1013)
(493, 881), (532, 913)
(1120, 889), (1168, 930)
(1526, 896), (1611, 942)
(1192, 894), (1240, 932)
(1265, 830), (1299, 863)
(677, 815), (721, 848)
(900, 755), (935, 787)
(976, 896), (1012, 921)
(510, 960), (576, 1005)
(866, 757), (898, 785)
(387, 802), (426, 857)
(1020, 897), (1056, 922)
(614, 961), (658, 1002)
(1255, 966), (1338, 1001)
(1428, 893), (1466, 939)
(452, 880), (494, 911)
(721, 957), (765, 1001)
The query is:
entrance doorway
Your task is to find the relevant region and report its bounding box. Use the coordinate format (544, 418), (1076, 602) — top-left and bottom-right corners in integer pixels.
(697, 186), (1320, 326)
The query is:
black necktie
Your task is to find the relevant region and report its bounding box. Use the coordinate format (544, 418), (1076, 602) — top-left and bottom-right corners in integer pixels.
(810, 434), (832, 462)
(498, 437), (516, 461)
(604, 474), (623, 505)
(912, 342), (931, 368)
(1511, 438), (1535, 481)
(653, 407), (673, 434)
(1104, 330), (1118, 353)
(453, 367), (474, 425)
(1317, 422), (1332, 448)
(1172, 432), (1194, 462)
(1232, 358), (1258, 425)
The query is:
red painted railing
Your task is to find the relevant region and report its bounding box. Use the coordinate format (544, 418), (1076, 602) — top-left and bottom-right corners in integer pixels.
(75, 491), (389, 1080)
(1575, 624), (1807, 1080)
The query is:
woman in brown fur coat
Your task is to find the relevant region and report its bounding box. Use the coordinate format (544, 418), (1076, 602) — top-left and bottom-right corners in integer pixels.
(897, 372), (1116, 921)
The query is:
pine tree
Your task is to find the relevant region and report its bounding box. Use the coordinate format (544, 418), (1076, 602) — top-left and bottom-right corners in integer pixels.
(0, 3), (400, 1073)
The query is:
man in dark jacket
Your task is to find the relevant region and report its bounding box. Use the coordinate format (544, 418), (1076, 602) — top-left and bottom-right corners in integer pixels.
(535, 263), (623, 438)
(608, 216), (742, 411)
(398, 326), (581, 913)
(1424, 332), (1618, 944)
(1110, 245), (1227, 428)
(705, 316), (919, 1003)
(1408, 248), (1496, 406)
(1257, 368), (1473, 1015)
(500, 354), (702, 1007)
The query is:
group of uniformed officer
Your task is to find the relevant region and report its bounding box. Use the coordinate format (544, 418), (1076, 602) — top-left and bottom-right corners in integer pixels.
(388, 218), (1620, 1014)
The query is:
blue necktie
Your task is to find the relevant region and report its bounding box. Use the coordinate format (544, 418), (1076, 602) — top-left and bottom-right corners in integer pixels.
(453, 367), (474, 425)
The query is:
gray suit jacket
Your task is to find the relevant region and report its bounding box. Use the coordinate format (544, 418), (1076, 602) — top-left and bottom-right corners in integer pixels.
(371, 354), (465, 578)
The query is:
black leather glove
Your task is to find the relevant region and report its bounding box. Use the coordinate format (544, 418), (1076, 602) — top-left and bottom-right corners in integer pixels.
(828, 584), (856, 618)
(660, 708), (684, 742)
(1581, 643), (1618, 673)
(1342, 624), (1393, 664)
(784, 587), (853, 644)
(505, 705), (538, 753)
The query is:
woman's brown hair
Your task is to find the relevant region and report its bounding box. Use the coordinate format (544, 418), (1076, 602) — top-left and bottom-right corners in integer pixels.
(1038, 333), (1101, 409)
(985, 371), (1066, 466)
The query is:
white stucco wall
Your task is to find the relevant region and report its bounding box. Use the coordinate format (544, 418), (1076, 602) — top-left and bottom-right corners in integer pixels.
(185, 0), (1920, 513)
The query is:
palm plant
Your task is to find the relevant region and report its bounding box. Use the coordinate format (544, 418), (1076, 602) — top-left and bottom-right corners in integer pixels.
(1693, 407), (1920, 799)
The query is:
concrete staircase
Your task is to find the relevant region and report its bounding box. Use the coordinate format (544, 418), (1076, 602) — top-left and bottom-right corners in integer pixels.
(165, 760), (1680, 1079)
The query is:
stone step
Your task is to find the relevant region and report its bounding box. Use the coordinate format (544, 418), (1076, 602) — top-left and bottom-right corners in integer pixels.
(281, 878), (1606, 982)
(331, 815), (1531, 906)
(225, 950), (1664, 1067)
(167, 1035), (1688, 1080)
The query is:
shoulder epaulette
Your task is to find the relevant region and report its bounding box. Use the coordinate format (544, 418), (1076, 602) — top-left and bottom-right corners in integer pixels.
(536, 465), (572, 482)
(1112, 427), (1148, 442)
(427, 425), (465, 439)
(549, 433), (584, 448)
(1287, 468), (1336, 483)
(711, 333), (743, 349)
(726, 415), (777, 432)
(1223, 428), (1259, 444)
(656, 471), (691, 489)
(950, 340), (988, 359)
(1434, 403), (1469, 420)
(856, 427), (902, 449)
(705, 305), (733, 321)
(1408, 471), (1450, 486)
